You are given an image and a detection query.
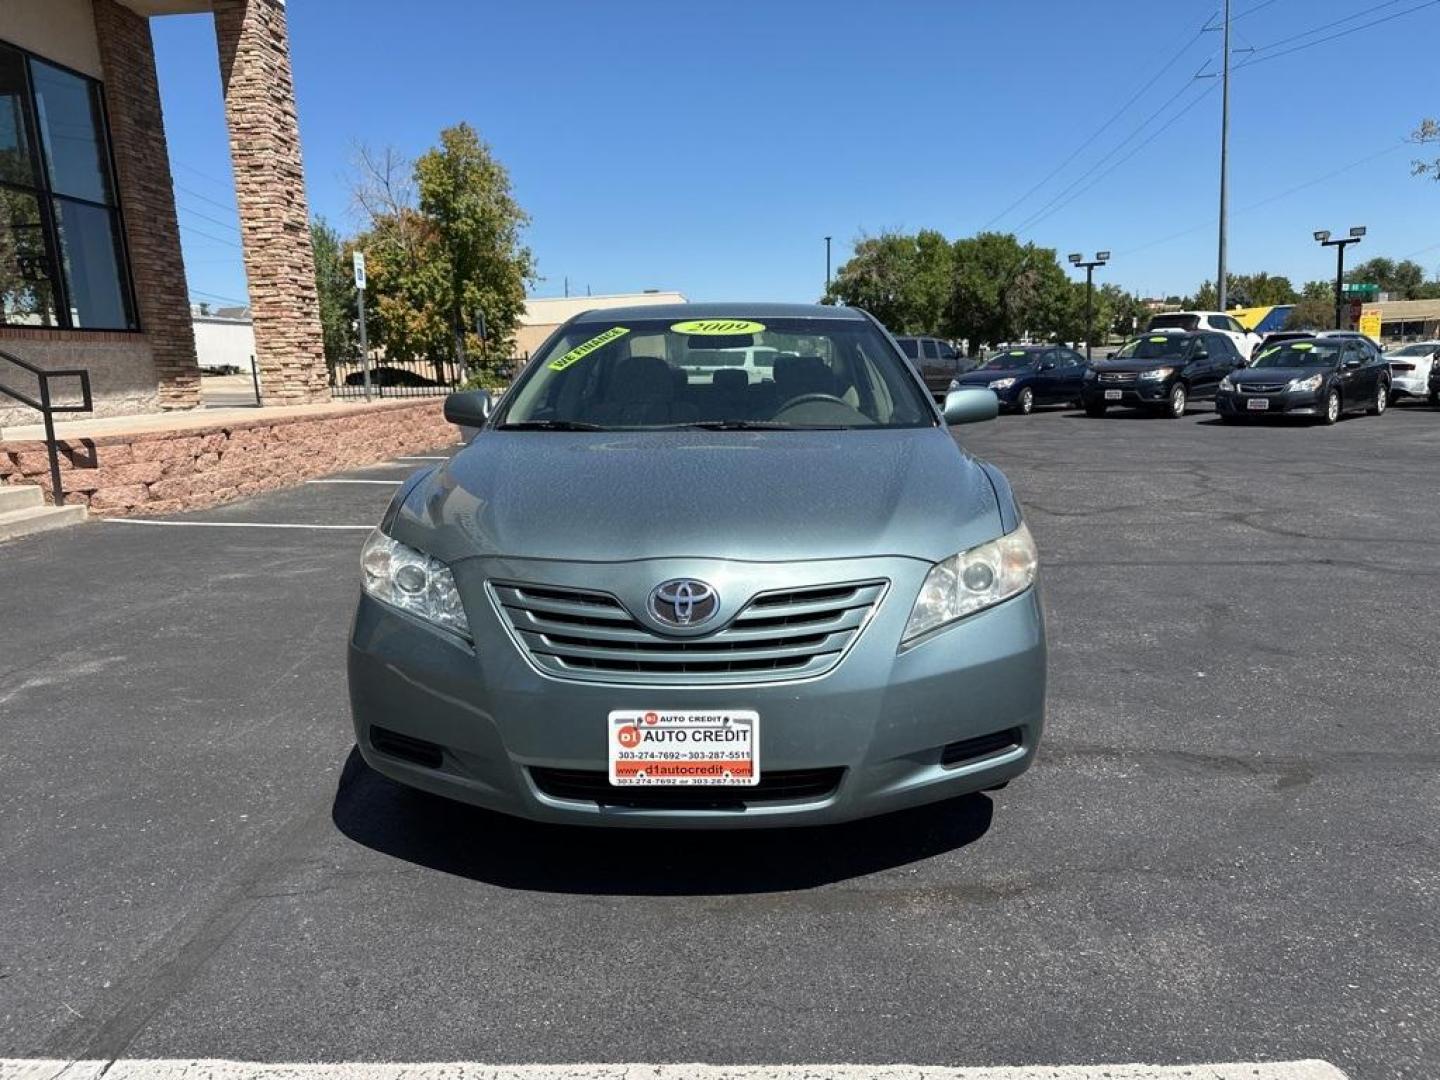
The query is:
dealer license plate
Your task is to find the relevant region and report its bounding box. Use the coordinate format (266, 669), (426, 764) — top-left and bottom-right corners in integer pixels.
(1104, 389), (1123, 400)
(1247, 398), (1270, 411)
(608, 710), (760, 786)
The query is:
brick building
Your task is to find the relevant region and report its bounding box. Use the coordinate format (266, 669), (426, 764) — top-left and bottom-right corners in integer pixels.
(0, 0), (326, 428)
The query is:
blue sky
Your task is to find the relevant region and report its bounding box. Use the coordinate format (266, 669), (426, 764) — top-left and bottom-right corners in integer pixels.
(152, 0), (1440, 310)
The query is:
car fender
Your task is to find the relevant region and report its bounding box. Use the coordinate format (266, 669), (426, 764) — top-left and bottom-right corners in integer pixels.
(977, 460), (1022, 535)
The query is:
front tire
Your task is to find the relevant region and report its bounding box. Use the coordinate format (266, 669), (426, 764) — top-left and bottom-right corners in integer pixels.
(1164, 382), (1187, 419)
(1016, 387), (1035, 415)
(1084, 402), (1108, 418)
(1367, 382), (1389, 416)
(1321, 387), (1342, 425)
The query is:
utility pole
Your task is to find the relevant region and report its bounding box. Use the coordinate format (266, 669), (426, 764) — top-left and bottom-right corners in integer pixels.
(1216, 0), (1231, 313)
(824, 236), (832, 294)
(1315, 227), (1366, 330)
(1068, 251), (1110, 363)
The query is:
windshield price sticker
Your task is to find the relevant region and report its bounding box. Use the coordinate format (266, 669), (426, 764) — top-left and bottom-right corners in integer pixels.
(671, 319), (766, 336)
(549, 326), (631, 371)
(608, 709), (760, 786)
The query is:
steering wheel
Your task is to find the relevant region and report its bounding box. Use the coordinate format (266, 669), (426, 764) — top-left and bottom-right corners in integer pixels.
(775, 392), (850, 414)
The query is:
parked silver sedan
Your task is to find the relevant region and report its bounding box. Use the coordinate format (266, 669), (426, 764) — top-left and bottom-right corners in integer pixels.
(348, 303), (1046, 828)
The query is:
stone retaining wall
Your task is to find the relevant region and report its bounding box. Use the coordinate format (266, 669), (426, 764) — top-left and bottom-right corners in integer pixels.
(0, 399), (456, 516)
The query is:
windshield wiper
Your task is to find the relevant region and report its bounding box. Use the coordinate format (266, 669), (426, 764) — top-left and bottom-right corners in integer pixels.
(675, 420), (848, 431)
(496, 419), (607, 431)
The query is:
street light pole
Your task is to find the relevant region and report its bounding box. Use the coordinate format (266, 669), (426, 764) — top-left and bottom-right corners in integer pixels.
(1068, 251), (1110, 363)
(824, 236), (832, 294)
(1314, 227), (1366, 331)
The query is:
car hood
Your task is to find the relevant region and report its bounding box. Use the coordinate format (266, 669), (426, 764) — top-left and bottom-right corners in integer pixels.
(1091, 359), (1183, 374)
(954, 367), (1032, 384)
(388, 428), (1004, 565)
(1232, 366), (1329, 383)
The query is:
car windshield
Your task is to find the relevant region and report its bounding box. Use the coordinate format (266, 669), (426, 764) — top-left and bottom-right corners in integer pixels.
(979, 350), (1039, 371)
(1250, 340), (1343, 368)
(496, 316), (935, 430)
(1148, 314), (1199, 331)
(1388, 342), (1437, 356)
(1114, 335), (1189, 360)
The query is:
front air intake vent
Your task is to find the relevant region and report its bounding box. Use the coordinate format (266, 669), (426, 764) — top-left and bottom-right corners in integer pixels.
(940, 728), (1023, 768)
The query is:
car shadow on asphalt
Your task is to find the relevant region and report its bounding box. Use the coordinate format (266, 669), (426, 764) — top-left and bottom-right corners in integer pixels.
(330, 749), (994, 895)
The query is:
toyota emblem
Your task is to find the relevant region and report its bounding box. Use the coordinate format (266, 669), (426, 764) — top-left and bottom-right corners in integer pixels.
(649, 579), (719, 627)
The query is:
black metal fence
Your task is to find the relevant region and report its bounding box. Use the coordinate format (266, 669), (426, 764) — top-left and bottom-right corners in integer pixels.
(328, 357), (525, 400)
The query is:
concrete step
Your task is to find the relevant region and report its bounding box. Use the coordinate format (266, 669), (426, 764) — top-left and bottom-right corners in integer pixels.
(0, 501), (88, 544)
(0, 484), (44, 514)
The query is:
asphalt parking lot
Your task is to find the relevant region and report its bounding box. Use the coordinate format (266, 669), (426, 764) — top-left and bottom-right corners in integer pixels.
(2, 402), (1438, 1079)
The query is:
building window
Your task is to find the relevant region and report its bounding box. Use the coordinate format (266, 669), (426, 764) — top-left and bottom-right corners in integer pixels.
(0, 40), (136, 331)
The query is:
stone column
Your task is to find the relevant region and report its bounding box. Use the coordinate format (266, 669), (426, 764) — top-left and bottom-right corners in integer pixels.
(213, 0), (329, 405)
(92, 0), (200, 410)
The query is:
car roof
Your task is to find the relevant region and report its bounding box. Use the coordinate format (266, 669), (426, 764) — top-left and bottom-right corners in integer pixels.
(570, 302), (865, 324)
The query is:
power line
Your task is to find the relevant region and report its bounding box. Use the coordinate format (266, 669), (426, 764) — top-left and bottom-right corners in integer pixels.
(1018, 82), (1221, 236)
(170, 158), (235, 190)
(1116, 141), (1411, 257)
(983, 13), (1213, 228)
(176, 202), (241, 234)
(179, 223), (243, 250)
(174, 182), (238, 214)
(188, 287), (249, 306)
(1014, 78), (1214, 236)
(1235, 0), (1438, 68)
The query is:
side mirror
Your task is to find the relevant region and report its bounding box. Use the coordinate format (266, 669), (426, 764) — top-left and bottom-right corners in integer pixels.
(942, 388), (999, 425)
(1344, 357), (1363, 369)
(443, 390), (493, 442)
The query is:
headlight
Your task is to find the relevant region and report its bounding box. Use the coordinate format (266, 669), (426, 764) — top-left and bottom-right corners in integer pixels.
(988, 377), (1016, 390)
(1139, 367), (1173, 381)
(902, 522), (1038, 645)
(360, 529), (471, 639)
(1287, 374), (1324, 392)
(1219, 375), (1235, 391)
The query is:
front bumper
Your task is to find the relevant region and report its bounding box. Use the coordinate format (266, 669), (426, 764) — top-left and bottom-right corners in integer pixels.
(347, 555), (1047, 828)
(1081, 380), (1170, 406)
(1214, 387), (1323, 416)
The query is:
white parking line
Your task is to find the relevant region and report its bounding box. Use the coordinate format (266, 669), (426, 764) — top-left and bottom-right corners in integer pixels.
(103, 520), (373, 531)
(304, 479), (404, 485)
(0, 1061), (1351, 1079)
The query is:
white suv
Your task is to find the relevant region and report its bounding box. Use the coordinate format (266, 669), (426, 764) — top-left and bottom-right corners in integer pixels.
(1147, 311), (1263, 360)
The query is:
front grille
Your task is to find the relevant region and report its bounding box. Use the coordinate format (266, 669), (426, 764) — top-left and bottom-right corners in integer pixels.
(492, 579), (886, 685)
(1241, 382), (1287, 394)
(940, 727), (1023, 768)
(530, 766), (844, 809)
(1098, 371), (1138, 383)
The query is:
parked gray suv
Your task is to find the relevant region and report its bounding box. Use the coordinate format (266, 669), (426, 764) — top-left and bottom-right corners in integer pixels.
(348, 304), (1046, 828)
(894, 335), (966, 397)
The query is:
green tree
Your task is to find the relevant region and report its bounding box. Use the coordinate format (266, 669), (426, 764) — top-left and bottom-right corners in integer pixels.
(1285, 281), (1336, 330)
(944, 233), (1071, 352)
(350, 126), (535, 381)
(1346, 256), (1426, 299)
(414, 122), (535, 372)
(310, 216), (356, 372)
(1186, 272), (1297, 309)
(824, 230), (953, 334)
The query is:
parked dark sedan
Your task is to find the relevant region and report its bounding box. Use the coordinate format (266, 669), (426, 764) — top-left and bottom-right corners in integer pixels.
(1081, 330), (1245, 418)
(950, 344), (1088, 414)
(1215, 337), (1391, 424)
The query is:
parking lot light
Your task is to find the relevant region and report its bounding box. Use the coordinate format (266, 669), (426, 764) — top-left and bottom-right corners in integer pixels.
(1315, 226), (1366, 330)
(1069, 252), (1109, 363)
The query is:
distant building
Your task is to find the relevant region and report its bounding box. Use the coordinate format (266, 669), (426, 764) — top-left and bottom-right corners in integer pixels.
(514, 291), (687, 357)
(190, 303), (255, 373)
(1364, 299), (1440, 342)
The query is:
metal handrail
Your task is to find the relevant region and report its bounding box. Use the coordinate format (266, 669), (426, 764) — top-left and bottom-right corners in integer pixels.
(0, 348), (93, 506)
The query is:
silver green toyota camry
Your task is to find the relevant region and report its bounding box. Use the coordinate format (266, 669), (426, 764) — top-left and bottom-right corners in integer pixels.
(347, 303), (1046, 827)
